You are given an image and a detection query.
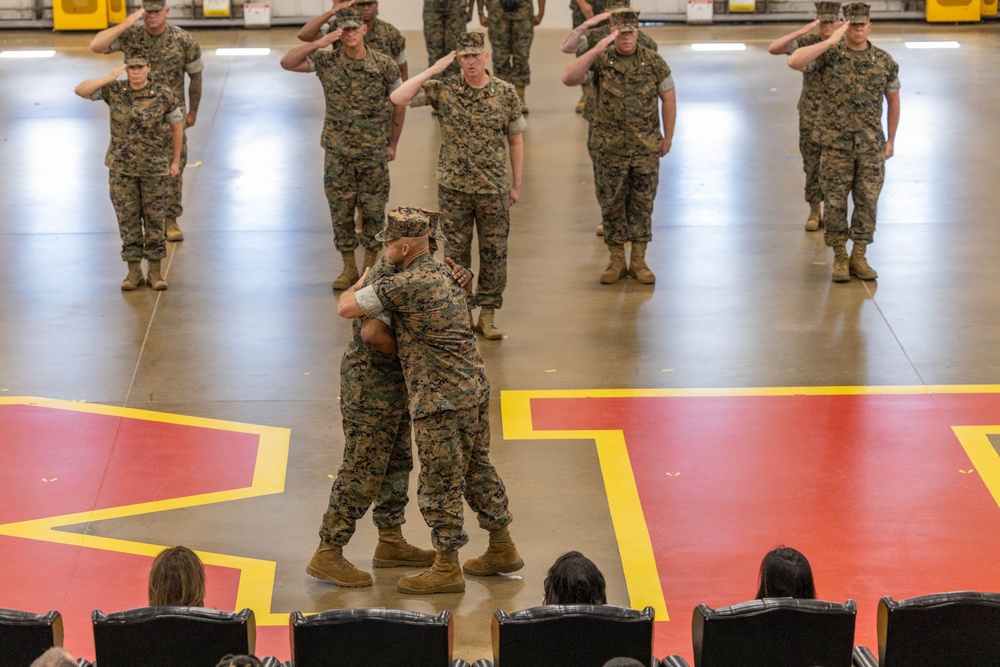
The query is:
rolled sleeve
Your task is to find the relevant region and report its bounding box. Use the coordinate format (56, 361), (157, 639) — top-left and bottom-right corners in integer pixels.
(507, 115), (527, 135)
(355, 285), (385, 317)
(659, 73), (675, 94)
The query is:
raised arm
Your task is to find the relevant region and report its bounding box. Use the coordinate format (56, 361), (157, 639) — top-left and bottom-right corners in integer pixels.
(281, 29), (341, 72)
(788, 21), (846, 71)
(559, 11), (609, 54)
(562, 30), (615, 86)
(90, 8), (143, 53)
(767, 20), (819, 55)
(74, 66), (124, 98)
(390, 52), (455, 106)
(297, 0), (354, 42)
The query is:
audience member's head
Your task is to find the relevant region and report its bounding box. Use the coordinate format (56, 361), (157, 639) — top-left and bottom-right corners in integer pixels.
(148, 545), (206, 607)
(30, 647), (76, 667)
(543, 551), (607, 605)
(602, 659), (646, 667)
(215, 655), (264, 667)
(755, 545), (816, 599)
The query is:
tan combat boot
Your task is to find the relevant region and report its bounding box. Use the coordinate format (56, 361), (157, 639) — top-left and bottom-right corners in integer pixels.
(363, 246), (380, 271)
(307, 541), (373, 587)
(477, 307), (502, 340)
(165, 218), (184, 242)
(146, 260), (168, 290)
(600, 245), (628, 284)
(396, 550), (465, 594)
(832, 243), (850, 283)
(628, 242), (656, 284)
(575, 83), (590, 114)
(121, 261), (144, 291)
(372, 526), (436, 568)
(332, 250), (360, 291)
(463, 527), (524, 576)
(805, 202), (822, 232)
(849, 242), (878, 280)
(515, 84), (528, 114)
(596, 224), (604, 236)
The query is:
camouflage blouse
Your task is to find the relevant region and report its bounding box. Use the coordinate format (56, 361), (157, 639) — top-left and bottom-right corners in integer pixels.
(93, 80), (183, 176)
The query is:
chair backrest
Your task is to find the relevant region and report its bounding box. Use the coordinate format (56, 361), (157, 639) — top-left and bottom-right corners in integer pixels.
(92, 606), (255, 667)
(878, 591), (1000, 666)
(490, 604), (656, 667)
(0, 608), (63, 667)
(692, 598), (857, 667)
(289, 608), (454, 667)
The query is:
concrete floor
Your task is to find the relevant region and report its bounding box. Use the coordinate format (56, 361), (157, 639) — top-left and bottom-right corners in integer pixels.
(2, 21), (1000, 664)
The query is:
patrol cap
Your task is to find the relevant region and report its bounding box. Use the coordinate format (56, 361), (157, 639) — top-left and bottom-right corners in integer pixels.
(609, 8), (639, 33)
(376, 207), (439, 242)
(335, 5), (364, 28)
(842, 2), (871, 23)
(141, 0), (165, 10)
(604, 0), (631, 10)
(456, 31), (487, 55)
(814, 1), (840, 21)
(124, 54), (149, 66)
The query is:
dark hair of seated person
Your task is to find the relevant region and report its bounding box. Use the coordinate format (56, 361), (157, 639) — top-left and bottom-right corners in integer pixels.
(755, 545), (816, 599)
(543, 550), (607, 605)
(215, 655), (264, 667)
(148, 545), (207, 606)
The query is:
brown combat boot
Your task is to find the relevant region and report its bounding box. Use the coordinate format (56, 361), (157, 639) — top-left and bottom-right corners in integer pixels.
(463, 527), (524, 576)
(397, 550), (465, 594)
(146, 260), (168, 290)
(121, 261), (144, 291)
(600, 245), (628, 284)
(363, 246), (380, 271)
(372, 526), (436, 568)
(307, 541), (373, 587)
(165, 218), (184, 242)
(477, 307), (502, 340)
(628, 242), (656, 284)
(575, 83), (590, 114)
(805, 202), (822, 232)
(332, 250), (360, 291)
(515, 84), (528, 114)
(596, 224), (604, 236)
(849, 242), (878, 280)
(832, 243), (850, 283)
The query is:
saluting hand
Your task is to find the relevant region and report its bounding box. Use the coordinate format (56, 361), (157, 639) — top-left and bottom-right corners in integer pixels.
(829, 20), (848, 43)
(583, 11), (610, 29)
(430, 51), (458, 75)
(319, 27), (343, 46)
(126, 7), (145, 25)
(110, 64), (127, 80)
(331, 0), (354, 12)
(596, 30), (618, 53)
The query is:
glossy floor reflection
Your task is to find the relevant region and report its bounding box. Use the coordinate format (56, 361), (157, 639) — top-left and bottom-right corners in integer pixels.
(1, 22), (1000, 664)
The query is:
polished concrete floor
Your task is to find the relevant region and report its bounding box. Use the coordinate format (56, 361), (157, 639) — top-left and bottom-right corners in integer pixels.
(2, 21), (1000, 664)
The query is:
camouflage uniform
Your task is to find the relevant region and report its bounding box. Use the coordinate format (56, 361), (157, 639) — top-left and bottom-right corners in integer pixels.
(322, 17), (407, 68)
(307, 46), (402, 252)
(589, 44), (673, 246)
(810, 41), (900, 246)
(570, 0), (603, 27)
(485, 0), (535, 87)
(355, 252), (513, 552)
(412, 75), (525, 309)
(91, 80), (183, 261)
(423, 0), (468, 76)
(110, 24), (202, 223)
(320, 257), (413, 545)
(785, 33), (825, 206)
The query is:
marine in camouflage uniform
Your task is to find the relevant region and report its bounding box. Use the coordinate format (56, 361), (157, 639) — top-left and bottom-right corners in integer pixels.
(343, 207), (522, 594)
(423, 0), (470, 77)
(788, 2), (900, 282)
(481, 0), (544, 111)
(281, 6), (405, 291)
(768, 2), (840, 231)
(564, 9), (675, 284)
(298, 0), (409, 79)
(79, 56), (184, 290)
(390, 32), (525, 340)
(91, 0), (204, 242)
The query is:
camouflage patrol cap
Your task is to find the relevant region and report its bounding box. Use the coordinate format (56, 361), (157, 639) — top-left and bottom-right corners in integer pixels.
(376, 207), (440, 242)
(814, 1), (840, 21)
(609, 8), (639, 32)
(456, 31), (487, 55)
(141, 0), (165, 10)
(124, 54), (150, 66)
(842, 2), (871, 22)
(604, 0), (631, 10)
(335, 5), (364, 28)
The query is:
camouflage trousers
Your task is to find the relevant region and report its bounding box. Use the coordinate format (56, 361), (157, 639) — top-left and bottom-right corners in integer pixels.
(166, 130), (188, 221)
(324, 150), (389, 253)
(594, 152), (659, 246)
(109, 170), (168, 262)
(821, 147), (885, 247)
(439, 185), (509, 310)
(423, 3), (467, 76)
(570, 0), (603, 27)
(799, 118), (823, 205)
(319, 408), (413, 546)
(488, 14), (534, 87)
(413, 400), (513, 552)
